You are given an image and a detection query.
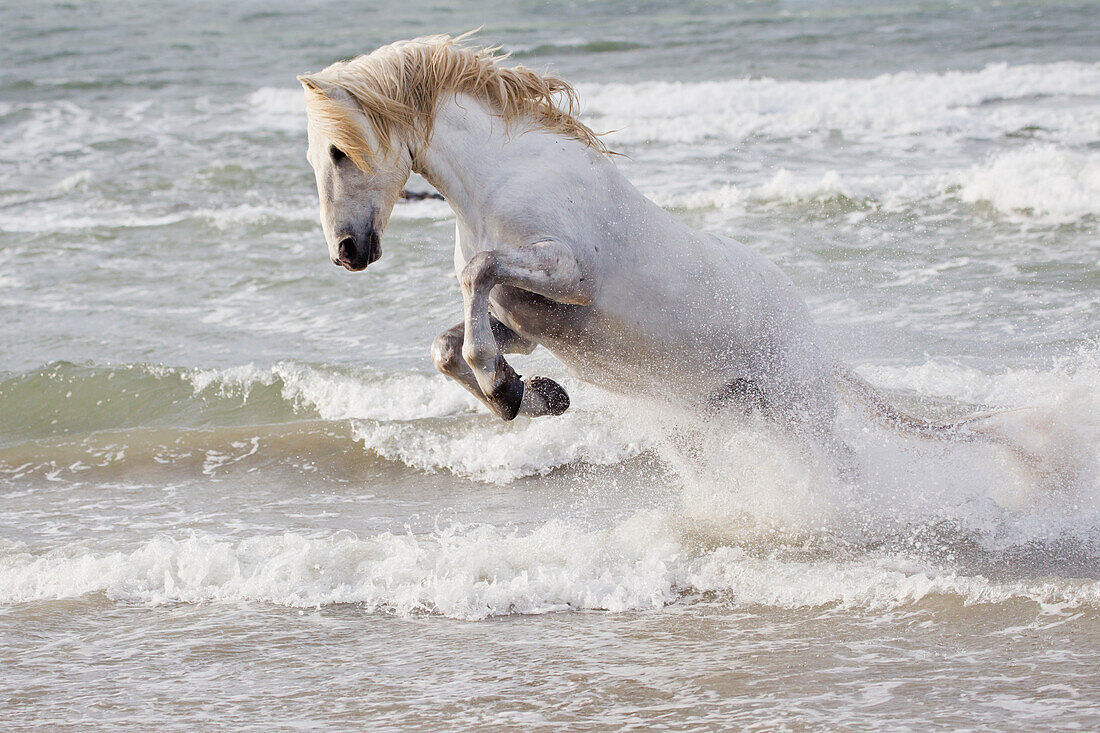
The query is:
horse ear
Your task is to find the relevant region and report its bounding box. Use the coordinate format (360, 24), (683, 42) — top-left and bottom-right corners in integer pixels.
(298, 75), (325, 93)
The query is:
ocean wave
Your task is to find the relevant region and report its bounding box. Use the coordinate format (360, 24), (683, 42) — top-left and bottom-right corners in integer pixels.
(952, 145), (1100, 223)
(248, 86), (306, 118)
(351, 400), (646, 483)
(4, 347), (1097, 503)
(191, 366), (649, 483)
(181, 362), (480, 422)
(14, 359), (962, 489)
(510, 39), (647, 57)
(6, 63), (1094, 237)
(1, 517), (1096, 619)
(4, 353), (1098, 593)
(0, 195), (448, 235)
(857, 346), (1100, 407)
(580, 61), (1100, 146)
(0, 361), (471, 444)
(653, 154), (1100, 223)
(182, 361), (646, 483)
(608, 63), (1100, 223)
(0, 203), (315, 234)
(0, 361), (648, 483)
(0, 420), (369, 483)
(651, 169), (865, 213)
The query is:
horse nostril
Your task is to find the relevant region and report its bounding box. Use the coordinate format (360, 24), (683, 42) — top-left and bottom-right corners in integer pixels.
(337, 237), (356, 263)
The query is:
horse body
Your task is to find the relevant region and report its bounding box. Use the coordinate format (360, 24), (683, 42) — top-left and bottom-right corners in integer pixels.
(297, 34), (1058, 496)
(423, 93), (835, 430)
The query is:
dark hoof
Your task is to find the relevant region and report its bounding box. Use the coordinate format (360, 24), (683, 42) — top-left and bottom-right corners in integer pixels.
(490, 375), (525, 421)
(525, 376), (570, 416)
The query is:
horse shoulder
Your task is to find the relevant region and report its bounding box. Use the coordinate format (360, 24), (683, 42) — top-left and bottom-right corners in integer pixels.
(487, 137), (617, 236)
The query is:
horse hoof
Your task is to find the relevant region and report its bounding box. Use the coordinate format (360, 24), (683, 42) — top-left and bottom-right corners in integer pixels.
(522, 376), (570, 416)
(490, 376), (524, 421)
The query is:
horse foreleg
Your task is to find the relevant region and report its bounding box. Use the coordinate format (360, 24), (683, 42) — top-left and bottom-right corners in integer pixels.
(458, 241), (591, 420)
(432, 319), (567, 419)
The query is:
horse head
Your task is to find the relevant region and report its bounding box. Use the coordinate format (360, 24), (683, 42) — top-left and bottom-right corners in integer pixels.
(298, 77), (412, 271)
(299, 34), (609, 273)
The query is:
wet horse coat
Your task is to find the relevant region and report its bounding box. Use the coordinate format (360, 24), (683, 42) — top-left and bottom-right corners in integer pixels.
(420, 94), (835, 432)
(300, 36), (837, 441)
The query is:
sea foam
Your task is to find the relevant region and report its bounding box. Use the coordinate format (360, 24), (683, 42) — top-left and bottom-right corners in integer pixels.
(182, 362), (649, 482)
(2, 515), (1097, 619)
(179, 352), (1100, 548)
(954, 146), (1100, 222)
(4, 352), (1098, 618)
(580, 61), (1100, 147)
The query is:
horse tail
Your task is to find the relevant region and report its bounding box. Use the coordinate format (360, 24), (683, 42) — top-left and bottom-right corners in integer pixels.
(831, 362), (1022, 444)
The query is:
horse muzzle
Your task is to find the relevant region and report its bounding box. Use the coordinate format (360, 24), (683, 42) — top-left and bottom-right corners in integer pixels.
(333, 231), (381, 271)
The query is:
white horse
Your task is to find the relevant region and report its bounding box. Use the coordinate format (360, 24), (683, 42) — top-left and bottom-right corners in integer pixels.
(299, 34), (1016, 460)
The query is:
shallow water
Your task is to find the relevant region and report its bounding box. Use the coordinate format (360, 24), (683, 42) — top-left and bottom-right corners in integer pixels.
(2, 0), (1099, 729)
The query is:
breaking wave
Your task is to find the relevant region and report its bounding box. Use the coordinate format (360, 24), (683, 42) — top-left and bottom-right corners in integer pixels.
(1, 514), (1097, 620)
(653, 147), (1100, 224)
(1, 348), (1098, 619)
(0, 361), (647, 484)
(580, 61), (1100, 147)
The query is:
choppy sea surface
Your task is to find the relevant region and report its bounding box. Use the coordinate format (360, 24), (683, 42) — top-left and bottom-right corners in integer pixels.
(2, 1), (1099, 729)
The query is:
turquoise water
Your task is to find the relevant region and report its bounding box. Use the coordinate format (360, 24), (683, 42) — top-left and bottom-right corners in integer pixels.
(2, 1), (1099, 729)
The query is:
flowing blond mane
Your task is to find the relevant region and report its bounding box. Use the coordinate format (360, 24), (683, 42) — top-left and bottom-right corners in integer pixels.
(298, 33), (609, 171)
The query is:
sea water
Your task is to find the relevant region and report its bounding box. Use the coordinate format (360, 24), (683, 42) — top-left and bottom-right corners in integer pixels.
(2, 1), (1099, 729)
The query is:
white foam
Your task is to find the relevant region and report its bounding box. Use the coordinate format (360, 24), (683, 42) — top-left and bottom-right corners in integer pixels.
(199, 203), (319, 230)
(0, 198), (445, 234)
(652, 156), (1098, 223)
(756, 169), (852, 203)
(585, 62), (1100, 222)
(2, 517), (1096, 618)
(246, 87), (307, 131)
(0, 202), (320, 234)
(687, 547), (1100, 611)
(352, 393), (646, 483)
(842, 349), (1100, 523)
(651, 169), (909, 217)
(857, 346), (1100, 407)
(176, 348), (1100, 499)
(178, 362), (647, 481)
(649, 184), (748, 212)
(55, 170), (93, 192)
(183, 362), (481, 421)
(249, 87), (306, 117)
(669, 421), (843, 540)
(953, 145), (1100, 222)
(0, 209), (191, 233)
(580, 62), (1100, 147)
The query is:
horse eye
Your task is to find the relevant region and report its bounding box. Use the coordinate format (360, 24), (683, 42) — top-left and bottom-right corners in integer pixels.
(330, 145), (347, 163)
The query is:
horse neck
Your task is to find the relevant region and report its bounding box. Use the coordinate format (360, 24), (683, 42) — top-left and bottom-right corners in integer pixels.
(412, 93), (556, 229)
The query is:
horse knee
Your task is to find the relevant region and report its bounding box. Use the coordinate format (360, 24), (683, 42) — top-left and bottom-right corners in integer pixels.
(461, 340), (496, 374)
(459, 251), (496, 292)
(431, 331), (464, 374)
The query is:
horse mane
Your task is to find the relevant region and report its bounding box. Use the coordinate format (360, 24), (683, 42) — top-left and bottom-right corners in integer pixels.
(298, 32), (610, 171)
